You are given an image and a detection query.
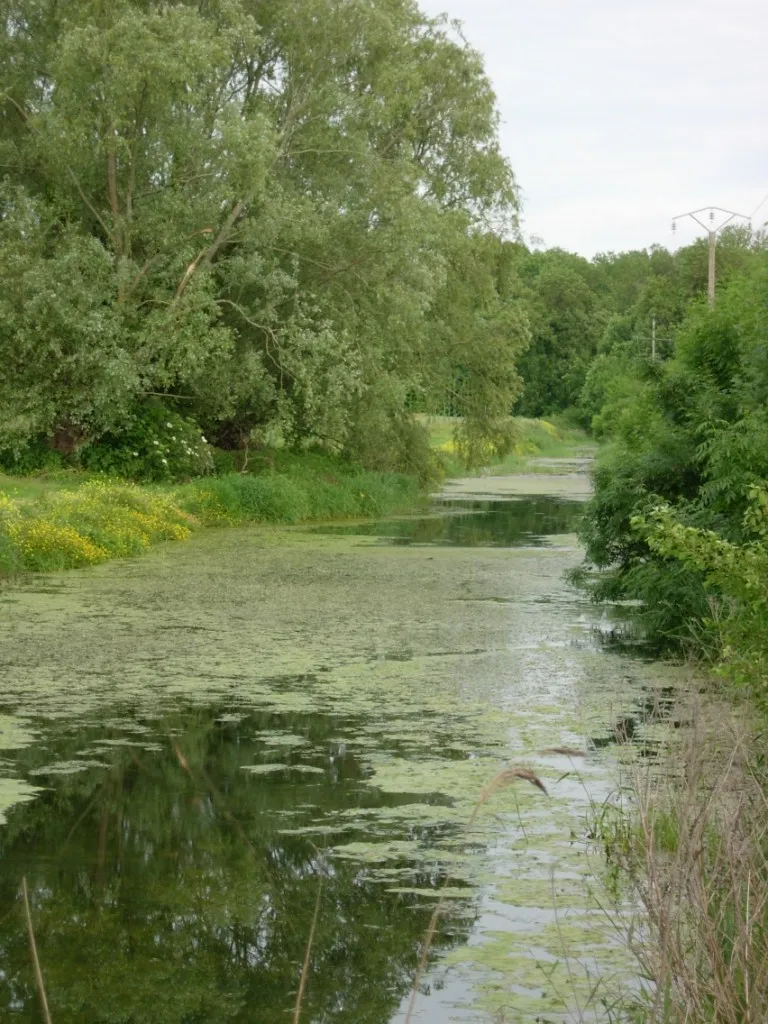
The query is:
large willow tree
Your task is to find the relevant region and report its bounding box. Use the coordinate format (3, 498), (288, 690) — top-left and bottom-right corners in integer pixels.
(0, 0), (528, 468)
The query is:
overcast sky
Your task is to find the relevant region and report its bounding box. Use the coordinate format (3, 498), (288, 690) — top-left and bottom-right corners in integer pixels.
(417, 0), (768, 258)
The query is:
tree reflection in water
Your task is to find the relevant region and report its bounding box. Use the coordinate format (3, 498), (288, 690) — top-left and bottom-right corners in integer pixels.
(310, 496), (583, 548)
(0, 706), (475, 1022)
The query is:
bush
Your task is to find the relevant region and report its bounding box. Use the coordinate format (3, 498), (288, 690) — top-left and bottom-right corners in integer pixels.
(344, 406), (438, 485)
(0, 438), (66, 475)
(81, 404), (214, 482)
(636, 489), (768, 704)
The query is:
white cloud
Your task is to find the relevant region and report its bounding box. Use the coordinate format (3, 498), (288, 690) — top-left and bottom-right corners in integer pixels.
(418, 0), (768, 256)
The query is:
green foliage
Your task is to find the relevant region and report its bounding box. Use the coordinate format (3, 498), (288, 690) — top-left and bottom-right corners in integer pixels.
(81, 405), (214, 482)
(342, 403), (437, 483)
(636, 488), (768, 704)
(0, 437), (65, 475)
(176, 461), (421, 526)
(0, 0), (526, 471)
(0, 524), (22, 575)
(512, 248), (610, 417)
(0, 455), (421, 574)
(0, 481), (191, 572)
(576, 245), (768, 671)
(425, 414), (590, 477)
(511, 232), (768, 427)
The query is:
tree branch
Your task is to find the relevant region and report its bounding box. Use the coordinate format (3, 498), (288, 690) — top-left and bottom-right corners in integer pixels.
(174, 200), (248, 301)
(67, 167), (113, 240)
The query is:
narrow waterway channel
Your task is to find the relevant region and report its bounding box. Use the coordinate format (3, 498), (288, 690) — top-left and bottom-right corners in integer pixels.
(0, 466), (688, 1022)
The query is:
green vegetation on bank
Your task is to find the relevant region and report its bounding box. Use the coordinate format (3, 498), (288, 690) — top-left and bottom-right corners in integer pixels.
(0, 456), (421, 575)
(2, 0), (767, 1017)
(0, 0), (529, 480)
(573, 247), (768, 700)
(0, 414), (582, 577)
(556, 223), (768, 1024)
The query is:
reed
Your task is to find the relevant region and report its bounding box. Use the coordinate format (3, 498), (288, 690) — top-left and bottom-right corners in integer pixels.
(21, 875), (53, 1024)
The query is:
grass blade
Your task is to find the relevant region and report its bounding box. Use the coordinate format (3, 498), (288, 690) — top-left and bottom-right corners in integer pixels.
(21, 876), (53, 1024)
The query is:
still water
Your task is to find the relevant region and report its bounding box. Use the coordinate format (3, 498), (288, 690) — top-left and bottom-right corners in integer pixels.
(0, 479), (685, 1022)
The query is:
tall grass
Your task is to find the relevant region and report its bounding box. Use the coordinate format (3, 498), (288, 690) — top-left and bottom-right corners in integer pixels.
(175, 466), (421, 527)
(0, 460), (423, 575)
(598, 696), (768, 1023)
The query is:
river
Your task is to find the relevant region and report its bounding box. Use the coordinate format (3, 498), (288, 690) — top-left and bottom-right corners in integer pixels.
(0, 466), (687, 1022)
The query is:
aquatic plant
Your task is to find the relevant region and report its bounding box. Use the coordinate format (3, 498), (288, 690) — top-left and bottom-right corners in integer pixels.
(290, 763), (550, 1024)
(404, 765), (549, 1024)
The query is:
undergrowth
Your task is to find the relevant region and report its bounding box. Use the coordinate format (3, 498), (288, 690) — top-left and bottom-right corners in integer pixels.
(592, 694), (768, 1023)
(0, 458), (422, 575)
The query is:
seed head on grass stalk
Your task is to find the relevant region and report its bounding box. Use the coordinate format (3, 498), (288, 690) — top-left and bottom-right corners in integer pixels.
(611, 698), (768, 1024)
(404, 765), (548, 1024)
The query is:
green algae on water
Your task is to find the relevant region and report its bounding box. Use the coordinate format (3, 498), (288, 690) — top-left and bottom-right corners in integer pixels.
(0, 482), (685, 1022)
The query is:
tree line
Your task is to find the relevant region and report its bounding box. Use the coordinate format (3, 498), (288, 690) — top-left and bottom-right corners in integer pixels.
(569, 229), (768, 698)
(0, 0), (527, 476)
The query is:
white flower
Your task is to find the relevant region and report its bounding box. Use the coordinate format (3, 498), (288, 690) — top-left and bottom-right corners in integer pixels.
(200, 436), (207, 443)
(153, 440), (160, 446)
(166, 422), (173, 428)
(133, 451), (139, 457)
(171, 435), (176, 440)
(161, 458), (168, 464)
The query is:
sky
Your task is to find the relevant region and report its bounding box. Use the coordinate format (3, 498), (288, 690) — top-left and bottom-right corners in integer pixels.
(417, 0), (768, 258)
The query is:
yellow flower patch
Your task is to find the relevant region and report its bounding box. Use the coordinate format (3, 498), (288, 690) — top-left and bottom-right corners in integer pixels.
(0, 480), (192, 572)
(7, 520), (108, 568)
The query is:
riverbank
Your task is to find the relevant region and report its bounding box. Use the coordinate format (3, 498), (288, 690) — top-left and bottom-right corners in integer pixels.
(0, 418), (591, 577)
(427, 414), (594, 477)
(0, 456), (422, 575)
(593, 686), (768, 1024)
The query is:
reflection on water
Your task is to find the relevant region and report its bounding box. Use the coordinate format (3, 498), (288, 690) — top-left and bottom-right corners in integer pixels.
(310, 496), (582, 547)
(0, 705), (471, 1023)
(0, 489), (680, 1022)
(588, 685), (684, 759)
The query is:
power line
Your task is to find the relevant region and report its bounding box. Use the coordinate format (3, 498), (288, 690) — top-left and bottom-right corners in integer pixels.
(749, 190), (768, 221)
(671, 206), (751, 308)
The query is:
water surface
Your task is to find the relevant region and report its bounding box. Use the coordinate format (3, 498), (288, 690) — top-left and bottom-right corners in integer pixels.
(0, 479), (685, 1021)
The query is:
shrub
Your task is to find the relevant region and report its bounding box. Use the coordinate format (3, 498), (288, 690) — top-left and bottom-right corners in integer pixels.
(0, 438), (65, 475)
(577, 259), (768, 655)
(81, 405), (213, 482)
